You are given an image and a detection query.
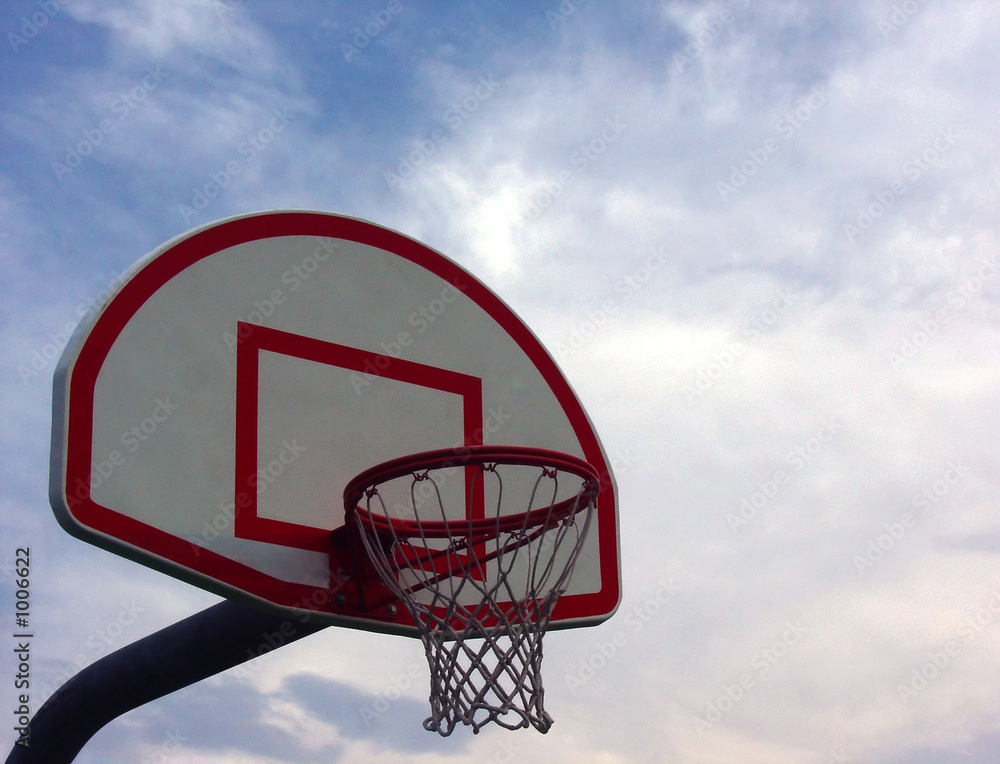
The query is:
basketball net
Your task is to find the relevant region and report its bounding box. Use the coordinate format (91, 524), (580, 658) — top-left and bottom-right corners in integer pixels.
(346, 447), (598, 735)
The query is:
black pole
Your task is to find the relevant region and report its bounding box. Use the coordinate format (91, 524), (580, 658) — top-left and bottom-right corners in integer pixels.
(5, 599), (328, 763)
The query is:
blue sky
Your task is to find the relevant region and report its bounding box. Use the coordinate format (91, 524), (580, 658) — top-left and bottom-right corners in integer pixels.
(3, 0), (1000, 762)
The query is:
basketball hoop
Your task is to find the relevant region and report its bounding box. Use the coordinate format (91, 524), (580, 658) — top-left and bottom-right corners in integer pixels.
(344, 446), (600, 735)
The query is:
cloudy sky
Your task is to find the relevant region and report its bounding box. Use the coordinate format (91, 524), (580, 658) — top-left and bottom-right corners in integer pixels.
(3, 0), (1000, 761)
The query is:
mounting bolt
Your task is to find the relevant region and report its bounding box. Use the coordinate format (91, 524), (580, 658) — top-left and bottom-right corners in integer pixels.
(387, 603), (398, 617)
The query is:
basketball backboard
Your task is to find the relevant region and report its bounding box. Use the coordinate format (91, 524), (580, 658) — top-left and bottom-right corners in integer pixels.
(50, 210), (620, 635)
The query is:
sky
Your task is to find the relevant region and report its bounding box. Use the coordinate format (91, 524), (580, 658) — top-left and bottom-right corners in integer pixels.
(2, 0), (1000, 761)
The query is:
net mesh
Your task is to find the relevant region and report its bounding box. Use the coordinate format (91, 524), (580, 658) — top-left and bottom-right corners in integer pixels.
(348, 450), (598, 735)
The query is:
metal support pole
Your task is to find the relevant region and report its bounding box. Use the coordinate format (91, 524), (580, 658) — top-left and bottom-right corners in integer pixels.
(5, 599), (328, 763)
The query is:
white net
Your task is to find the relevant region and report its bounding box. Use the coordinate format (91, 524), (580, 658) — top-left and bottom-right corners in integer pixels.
(348, 450), (598, 735)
